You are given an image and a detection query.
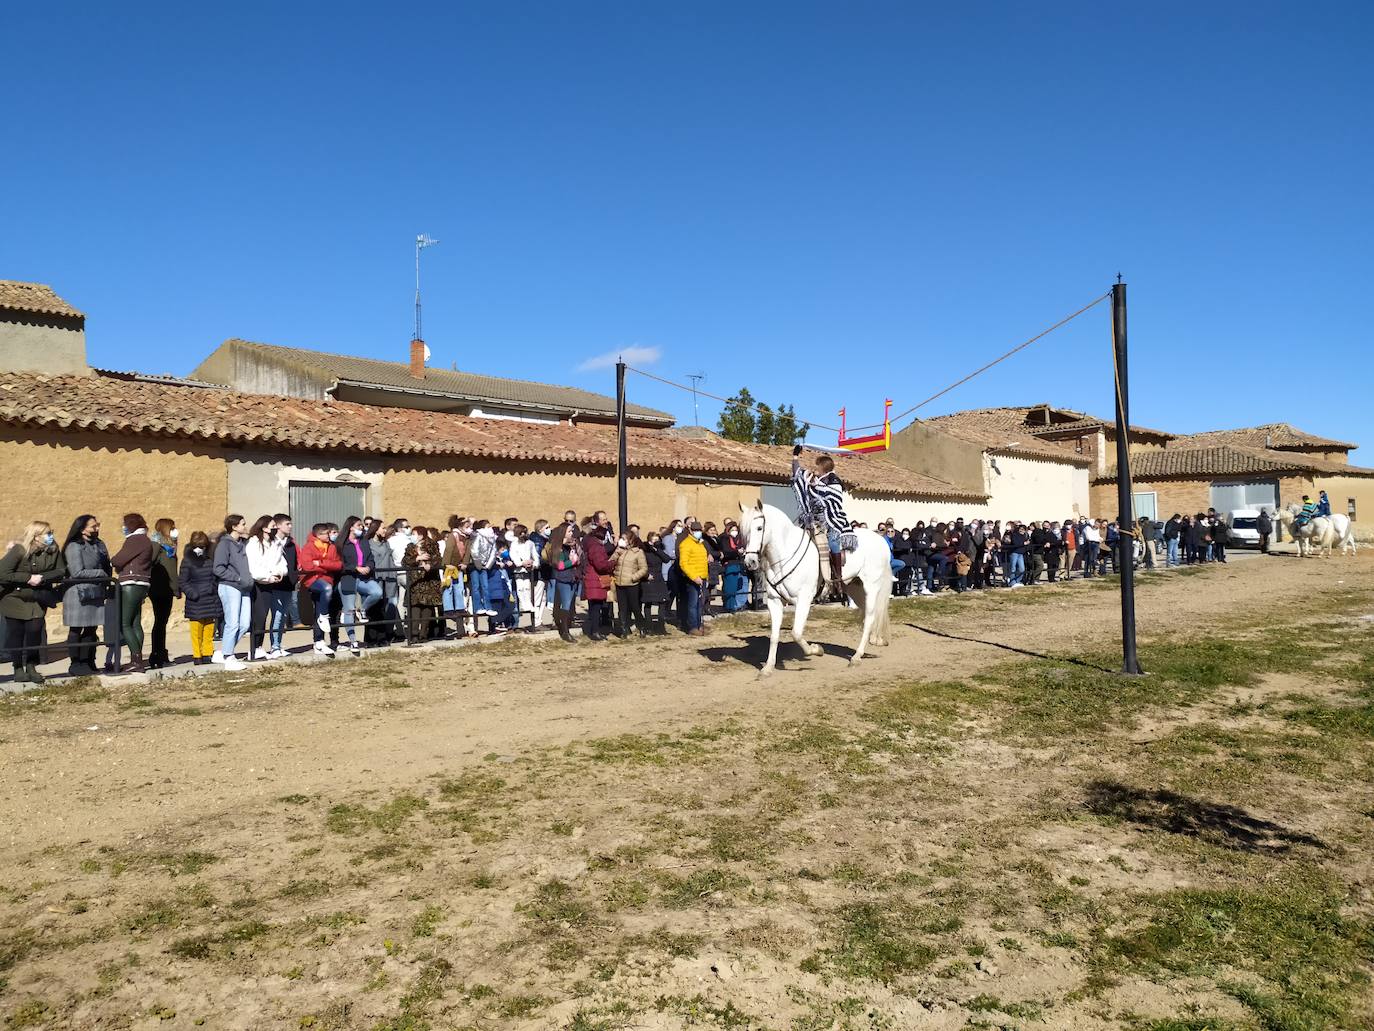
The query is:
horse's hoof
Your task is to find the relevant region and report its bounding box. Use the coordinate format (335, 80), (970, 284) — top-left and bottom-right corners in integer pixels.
(757, 666), (774, 679)
(848, 656), (863, 667)
(806, 644), (822, 657)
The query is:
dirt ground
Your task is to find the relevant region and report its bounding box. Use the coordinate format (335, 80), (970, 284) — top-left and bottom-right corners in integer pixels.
(1, 554), (1371, 1030)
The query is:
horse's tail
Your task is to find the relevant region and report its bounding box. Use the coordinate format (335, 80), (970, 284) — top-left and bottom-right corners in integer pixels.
(873, 563), (892, 645)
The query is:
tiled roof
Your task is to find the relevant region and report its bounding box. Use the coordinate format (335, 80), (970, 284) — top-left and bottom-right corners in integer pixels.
(1097, 444), (1374, 482)
(0, 373), (984, 500)
(0, 281), (84, 320)
(204, 339), (674, 425)
(919, 408), (1092, 465)
(1029, 417), (1175, 440)
(1172, 423), (1355, 452)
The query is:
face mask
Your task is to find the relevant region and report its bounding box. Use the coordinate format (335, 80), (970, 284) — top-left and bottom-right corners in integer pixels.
(901, 532), (909, 540)
(618, 537), (626, 547)
(730, 529), (738, 537)
(43, 532), (55, 546)
(353, 527), (364, 537)
(169, 528), (179, 540)
(329, 532), (338, 542)
(192, 546), (204, 556)
(692, 531), (703, 541)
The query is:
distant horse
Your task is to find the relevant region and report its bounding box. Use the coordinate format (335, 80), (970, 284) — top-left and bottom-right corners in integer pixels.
(1278, 505), (1355, 558)
(738, 501), (893, 675)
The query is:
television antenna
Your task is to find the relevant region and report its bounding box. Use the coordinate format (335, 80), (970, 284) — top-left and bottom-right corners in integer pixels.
(687, 372), (705, 427)
(414, 233), (440, 343)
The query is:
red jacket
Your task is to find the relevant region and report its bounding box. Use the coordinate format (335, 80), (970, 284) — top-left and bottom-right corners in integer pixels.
(582, 533), (612, 601)
(299, 536), (343, 589)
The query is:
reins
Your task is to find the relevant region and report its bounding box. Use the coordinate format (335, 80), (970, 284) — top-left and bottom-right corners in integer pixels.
(747, 508), (816, 595)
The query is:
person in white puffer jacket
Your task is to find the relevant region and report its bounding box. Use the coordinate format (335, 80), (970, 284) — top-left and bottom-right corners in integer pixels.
(245, 517), (290, 659)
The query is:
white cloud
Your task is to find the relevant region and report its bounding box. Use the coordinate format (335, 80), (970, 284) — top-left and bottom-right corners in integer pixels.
(578, 345), (662, 372)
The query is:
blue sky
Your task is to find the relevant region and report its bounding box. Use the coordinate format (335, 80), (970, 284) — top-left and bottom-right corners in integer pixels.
(5, 3), (1371, 452)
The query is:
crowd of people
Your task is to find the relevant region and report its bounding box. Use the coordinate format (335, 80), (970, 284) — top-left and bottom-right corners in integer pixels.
(0, 501), (1246, 684)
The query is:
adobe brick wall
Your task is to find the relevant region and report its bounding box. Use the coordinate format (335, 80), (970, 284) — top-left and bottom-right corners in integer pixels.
(1090, 474), (1320, 522)
(0, 427), (229, 547)
(0, 427), (230, 650)
(384, 457), (767, 532)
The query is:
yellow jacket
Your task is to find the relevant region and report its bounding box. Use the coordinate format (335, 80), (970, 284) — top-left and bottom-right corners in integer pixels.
(677, 535), (709, 581)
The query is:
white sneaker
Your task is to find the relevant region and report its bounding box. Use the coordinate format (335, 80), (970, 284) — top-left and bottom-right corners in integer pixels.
(313, 641), (335, 656)
(316, 613), (331, 634)
(355, 611), (368, 624)
(222, 657), (247, 672)
(348, 642), (361, 655)
(210, 652), (225, 664)
(266, 648), (286, 660)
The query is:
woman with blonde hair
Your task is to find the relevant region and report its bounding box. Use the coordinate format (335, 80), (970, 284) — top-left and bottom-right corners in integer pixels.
(0, 520), (67, 684)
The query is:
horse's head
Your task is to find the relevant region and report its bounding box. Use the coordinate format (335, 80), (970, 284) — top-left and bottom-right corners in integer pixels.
(738, 499), (766, 572)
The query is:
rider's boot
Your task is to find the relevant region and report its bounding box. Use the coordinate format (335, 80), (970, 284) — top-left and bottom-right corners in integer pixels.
(828, 552), (845, 602)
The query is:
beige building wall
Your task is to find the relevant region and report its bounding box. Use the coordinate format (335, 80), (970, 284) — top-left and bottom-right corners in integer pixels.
(0, 427), (228, 546)
(384, 458), (772, 531)
(982, 454), (1086, 522)
(846, 493), (991, 528)
(0, 316), (90, 377)
(887, 421), (985, 493)
(1312, 474), (1374, 539)
(0, 427), (230, 648)
(228, 453), (387, 522)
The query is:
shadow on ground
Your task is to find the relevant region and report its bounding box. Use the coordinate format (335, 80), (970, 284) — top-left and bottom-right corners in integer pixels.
(1083, 779), (1328, 854)
(904, 623), (1118, 673)
(699, 634), (853, 668)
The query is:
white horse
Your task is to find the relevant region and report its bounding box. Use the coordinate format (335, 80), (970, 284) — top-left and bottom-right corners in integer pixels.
(1278, 505), (1356, 558)
(738, 500), (893, 675)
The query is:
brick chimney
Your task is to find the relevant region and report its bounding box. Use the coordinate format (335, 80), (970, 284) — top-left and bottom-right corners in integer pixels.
(409, 338), (426, 380)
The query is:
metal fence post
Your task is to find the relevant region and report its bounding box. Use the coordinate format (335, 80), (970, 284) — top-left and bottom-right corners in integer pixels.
(111, 578), (123, 674)
(402, 568), (413, 648)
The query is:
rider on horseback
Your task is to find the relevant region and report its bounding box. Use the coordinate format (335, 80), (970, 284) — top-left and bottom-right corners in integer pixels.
(1297, 495), (1319, 528)
(792, 445), (856, 599)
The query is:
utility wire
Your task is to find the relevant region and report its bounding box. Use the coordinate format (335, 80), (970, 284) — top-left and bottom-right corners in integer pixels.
(889, 292), (1111, 427)
(625, 365), (842, 434)
(625, 290), (1110, 440)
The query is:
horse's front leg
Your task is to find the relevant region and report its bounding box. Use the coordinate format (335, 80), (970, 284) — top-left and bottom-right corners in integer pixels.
(791, 591), (822, 658)
(759, 595), (784, 677)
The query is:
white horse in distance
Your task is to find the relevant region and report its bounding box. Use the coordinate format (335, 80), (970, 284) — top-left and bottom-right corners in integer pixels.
(1278, 504), (1357, 558)
(738, 500), (893, 675)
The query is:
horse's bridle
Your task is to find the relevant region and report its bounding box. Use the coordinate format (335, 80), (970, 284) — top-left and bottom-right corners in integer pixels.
(745, 507), (816, 594)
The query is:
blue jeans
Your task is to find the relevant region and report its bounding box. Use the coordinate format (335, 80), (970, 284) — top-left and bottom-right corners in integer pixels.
(264, 589), (289, 651)
(470, 568), (491, 613)
(1007, 552), (1025, 586)
(553, 579), (577, 614)
(683, 581), (704, 632)
(1166, 538), (1179, 566)
(442, 576), (467, 613)
(826, 529), (842, 555)
(217, 585), (251, 658)
(890, 558), (906, 577)
(925, 555), (946, 590)
(1083, 542), (1100, 575)
(309, 580), (333, 641)
(341, 579), (383, 643)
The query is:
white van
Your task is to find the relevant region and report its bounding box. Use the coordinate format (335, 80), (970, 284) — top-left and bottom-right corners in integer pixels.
(1228, 508), (1265, 547)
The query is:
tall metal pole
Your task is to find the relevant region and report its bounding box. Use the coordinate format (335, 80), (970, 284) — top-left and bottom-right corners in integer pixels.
(1112, 279), (1143, 675)
(616, 359), (629, 531)
(414, 236), (423, 342)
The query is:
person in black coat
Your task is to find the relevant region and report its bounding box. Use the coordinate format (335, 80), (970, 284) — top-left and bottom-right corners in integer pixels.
(639, 533), (671, 634)
(178, 531), (221, 664)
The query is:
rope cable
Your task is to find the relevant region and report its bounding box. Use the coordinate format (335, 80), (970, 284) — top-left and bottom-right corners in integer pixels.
(624, 290), (1111, 440)
(624, 365), (842, 434)
(889, 292), (1111, 427)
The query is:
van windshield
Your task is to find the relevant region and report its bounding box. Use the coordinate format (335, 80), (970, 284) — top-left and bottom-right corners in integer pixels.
(1232, 517), (1258, 530)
